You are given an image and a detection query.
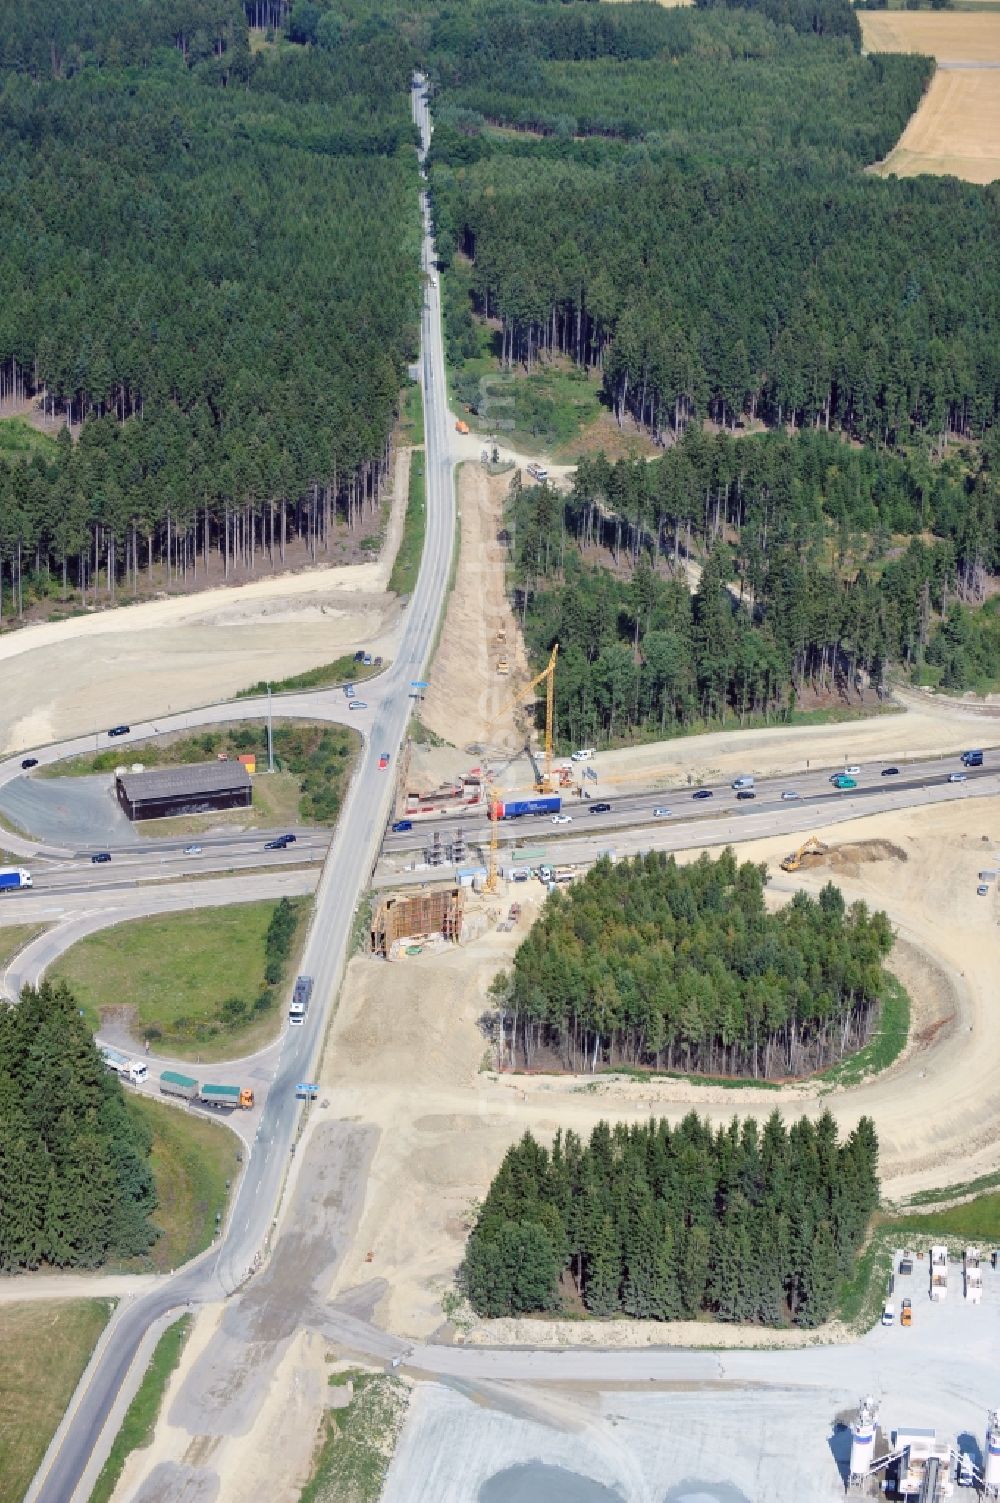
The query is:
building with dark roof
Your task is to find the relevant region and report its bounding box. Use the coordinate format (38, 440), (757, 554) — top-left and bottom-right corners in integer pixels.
(115, 761), (252, 822)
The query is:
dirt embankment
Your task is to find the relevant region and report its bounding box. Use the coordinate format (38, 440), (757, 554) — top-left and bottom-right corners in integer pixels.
(418, 464), (530, 764)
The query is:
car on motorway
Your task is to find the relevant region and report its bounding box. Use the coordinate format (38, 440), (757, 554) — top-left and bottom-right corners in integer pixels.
(978, 884), (989, 896)
(378, 753), (390, 770)
(265, 833), (296, 850)
(652, 807), (672, 818)
(183, 844), (203, 856)
(588, 802), (612, 814)
(91, 851), (111, 864)
(551, 814), (572, 824)
(736, 790), (756, 801)
(692, 788), (713, 800)
(107, 724), (130, 737)
(391, 819), (413, 833)
(881, 766), (900, 777)
(780, 790), (800, 801)
(349, 700), (367, 711)
(948, 772), (968, 784)
(20, 757), (38, 770)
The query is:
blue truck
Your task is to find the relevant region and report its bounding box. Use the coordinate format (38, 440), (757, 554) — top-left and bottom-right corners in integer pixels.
(961, 749), (984, 768)
(496, 796), (561, 820)
(0, 867), (31, 892)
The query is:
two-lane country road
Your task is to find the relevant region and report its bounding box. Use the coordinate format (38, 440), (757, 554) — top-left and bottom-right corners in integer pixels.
(30, 75), (457, 1503)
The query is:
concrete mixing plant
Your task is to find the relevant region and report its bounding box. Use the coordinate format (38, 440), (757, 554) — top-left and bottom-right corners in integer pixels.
(985, 1410), (1000, 1498)
(964, 1247), (983, 1304)
(849, 1395), (879, 1489)
(930, 1245), (949, 1302)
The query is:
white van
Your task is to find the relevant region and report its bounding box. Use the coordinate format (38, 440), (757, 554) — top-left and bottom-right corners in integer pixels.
(731, 775), (755, 790)
(571, 748), (596, 762)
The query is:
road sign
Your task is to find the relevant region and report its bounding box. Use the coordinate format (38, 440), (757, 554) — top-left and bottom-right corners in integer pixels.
(410, 680), (429, 688)
(296, 1082), (319, 1098)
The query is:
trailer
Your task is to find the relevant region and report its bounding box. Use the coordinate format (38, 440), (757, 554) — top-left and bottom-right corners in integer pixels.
(930, 1245), (948, 1302)
(496, 795), (561, 819)
(159, 1070), (199, 1102)
(964, 1246), (983, 1304)
(199, 1082), (254, 1110)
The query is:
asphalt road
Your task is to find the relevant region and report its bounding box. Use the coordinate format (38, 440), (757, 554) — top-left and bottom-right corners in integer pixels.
(30, 77), (456, 1503)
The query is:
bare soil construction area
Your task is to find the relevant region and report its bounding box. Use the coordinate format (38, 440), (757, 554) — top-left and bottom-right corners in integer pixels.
(0, 451), (410, 756)
(322, 794), (1000, 1344)
(418, 463), (530, 759)
(861, 13), (1000, 182)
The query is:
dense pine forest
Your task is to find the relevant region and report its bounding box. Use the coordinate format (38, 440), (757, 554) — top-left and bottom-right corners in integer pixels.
(488, 850), (893, 1077)
(0, 981), (157, 1269)
(428, 0), (998, 447)
(0, 0), (419, 617)
(508, 427), (1000, 737)
(462, 1111), (880, 1325)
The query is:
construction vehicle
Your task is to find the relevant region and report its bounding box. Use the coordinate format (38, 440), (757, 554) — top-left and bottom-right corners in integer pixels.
(496, 654), (509, 675)
(495, 627), (507, 646)
(780, 837), (828, 873)
(481, 644), (559, 794)
(900, 1298), (912, 1326)
(455, 419), (470, 435)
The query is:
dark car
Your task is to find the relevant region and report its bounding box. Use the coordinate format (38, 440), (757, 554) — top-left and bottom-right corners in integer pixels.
(20, 757), (38, 770)
(588, 802), (612, 814)
(692, 788), (714, 800)
(107, 724), (130, 737)
(91, 851), (111, 864)
(391, 819), (413, 833)
(736, 790), (756, 801)
(353, 650), (365, 662)
(265, 833), (295, 850)
(881, 766), (900, 777)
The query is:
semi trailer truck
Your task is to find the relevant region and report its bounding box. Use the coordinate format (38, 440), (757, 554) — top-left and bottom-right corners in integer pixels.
(0, 867), (32, 891)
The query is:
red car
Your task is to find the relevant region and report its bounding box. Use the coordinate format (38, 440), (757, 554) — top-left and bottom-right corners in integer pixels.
(378, 753), (390, 770)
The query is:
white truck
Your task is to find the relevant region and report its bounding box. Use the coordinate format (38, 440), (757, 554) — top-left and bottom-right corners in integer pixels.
(99, 1045), (148, 1087)
(0, 867), (32, 892)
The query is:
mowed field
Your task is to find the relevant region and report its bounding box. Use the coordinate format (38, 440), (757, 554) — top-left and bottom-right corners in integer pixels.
(862, 13), (1000, 182)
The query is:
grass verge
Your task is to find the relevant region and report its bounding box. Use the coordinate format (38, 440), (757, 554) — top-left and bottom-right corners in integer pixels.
(0, 1300), (112, 1503)
(120, 1096), (240, 1272)
(399, 379), (424, 447)
(43, 721), (359, 827)
(52, 897), (308, 1059)
(88, 1314), (192, 1503)
(0, 922), (45, 969)
(236, 654), (383, 698)
(816, 973), (910, 1088)
(388, 449), (426, 597)
(301, 1371), (409, 1503)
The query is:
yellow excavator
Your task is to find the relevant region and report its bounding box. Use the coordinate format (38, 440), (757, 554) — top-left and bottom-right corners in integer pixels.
(480, 643), (559, 794)
(780, 837), (828, 873)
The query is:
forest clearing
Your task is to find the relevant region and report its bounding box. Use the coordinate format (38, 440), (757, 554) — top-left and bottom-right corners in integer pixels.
(317, 793), (1000, 1344)
(0, 449), (410, 756)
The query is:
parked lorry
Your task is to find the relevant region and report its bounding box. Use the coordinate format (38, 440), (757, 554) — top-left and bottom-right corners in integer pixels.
(99, 1045), (148, 1086)
(0, 867), (32, 891)
(200, 1082), (254, 1110)
(495, 795), (561, 819)
(159, 1070), (199, 1102)
(900, 1298), (912, 1327)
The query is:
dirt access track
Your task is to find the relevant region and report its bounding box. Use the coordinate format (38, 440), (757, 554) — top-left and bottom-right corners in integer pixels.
(321, 792), (1000, 1345)
(862, 12), (1000, 184)
(0, 450), (410, 757)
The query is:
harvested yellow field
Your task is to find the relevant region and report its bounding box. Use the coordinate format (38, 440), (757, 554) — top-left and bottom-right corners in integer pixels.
(876, 66), (1000, 183)
(861, 11), (1000, 61)
(861, 15), (1000, 184)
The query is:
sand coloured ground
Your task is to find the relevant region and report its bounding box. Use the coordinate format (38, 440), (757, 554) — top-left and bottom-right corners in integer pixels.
(861, 12), (1000, 183)
(0, 450), (410, 756)
(320, 792), (1000, 1344)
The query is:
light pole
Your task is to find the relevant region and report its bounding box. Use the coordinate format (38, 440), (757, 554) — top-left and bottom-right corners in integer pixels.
(267, 686), (274, 774)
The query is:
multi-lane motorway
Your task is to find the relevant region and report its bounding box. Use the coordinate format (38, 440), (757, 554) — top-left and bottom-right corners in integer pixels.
(28, 76), (455, 1503)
